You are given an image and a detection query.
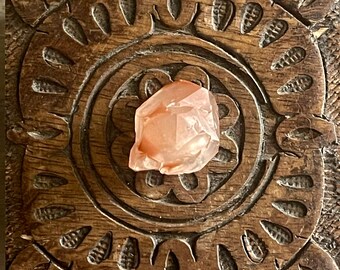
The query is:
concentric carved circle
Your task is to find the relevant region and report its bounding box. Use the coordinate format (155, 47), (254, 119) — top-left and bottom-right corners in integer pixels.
(11, 0), (338, 269)
(66, 30), (280, 234)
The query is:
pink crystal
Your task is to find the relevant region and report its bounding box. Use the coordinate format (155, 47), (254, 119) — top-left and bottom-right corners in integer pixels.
(129, 80), (220, 175)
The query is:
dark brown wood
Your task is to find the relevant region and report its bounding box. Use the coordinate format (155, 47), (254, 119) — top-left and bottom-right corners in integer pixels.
(5, 0), (339, 269)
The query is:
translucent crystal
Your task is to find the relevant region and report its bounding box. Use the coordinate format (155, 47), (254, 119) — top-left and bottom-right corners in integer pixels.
(129, 80), (220, 175)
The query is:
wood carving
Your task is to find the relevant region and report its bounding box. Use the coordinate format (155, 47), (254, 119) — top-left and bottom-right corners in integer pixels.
(5, 0), (339, 269)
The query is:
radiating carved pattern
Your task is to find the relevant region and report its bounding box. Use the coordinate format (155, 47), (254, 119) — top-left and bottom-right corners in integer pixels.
(111, 65), (241, 203)
(10, 0), (335, 269)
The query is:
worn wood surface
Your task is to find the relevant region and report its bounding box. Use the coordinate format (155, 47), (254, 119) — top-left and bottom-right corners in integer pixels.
(5, 0), (339, 269)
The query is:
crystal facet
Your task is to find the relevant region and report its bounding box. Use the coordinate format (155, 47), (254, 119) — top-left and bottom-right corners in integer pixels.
(129, 80), (220, 175)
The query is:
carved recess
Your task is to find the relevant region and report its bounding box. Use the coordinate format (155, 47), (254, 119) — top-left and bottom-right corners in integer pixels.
(5, 0), (339, 269)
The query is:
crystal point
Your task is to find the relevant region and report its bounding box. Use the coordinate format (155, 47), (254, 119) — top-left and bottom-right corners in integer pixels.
(129, 80), (220, 175)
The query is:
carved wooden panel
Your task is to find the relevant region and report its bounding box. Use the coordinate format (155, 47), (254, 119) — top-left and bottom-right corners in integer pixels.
(5, 0), (339, 269)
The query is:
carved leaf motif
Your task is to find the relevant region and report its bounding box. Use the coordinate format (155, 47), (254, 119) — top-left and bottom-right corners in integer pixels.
(119, 0), (136, 25)
(165, 251), (180, 270)
(212, 0), (235, 31)
(167, 0), (181, 20)
(218, 104), (229, 118)
(34, 263), (51, 270)
(33, 173), (68, 189)
(260, 220), (293, 245)
(277, 75), (313, 94)
(146, 171), (164, 187)
(60, 226), (92, 249)
(272, 201), (308, 218)
(27, 127), (62, 140)
(145, 78), (162, 97)
(240, 2), (263, 34)
(298, 0), (316, 8)
(118, 237), (139, 270)
(298, 265), (313, 270)
(208, 172), (229, 194)
(271, 47), (306, 70)
(87, 231), (113, 265)
(214, 147), (232, 162)
(62, 17), (88, 45)
(241, 230), (268, 264)
(277, 175), (313, 189)
(32, 78), (68, 94)
(288, 128), (322, 141)
(42, 47), (74, 67)
(217, 244), (238, 270)
(259, 19), (288, 48)
(179, 173), (198, 191)
(34, 205), (75, 222)
(91, 3), (111, 35)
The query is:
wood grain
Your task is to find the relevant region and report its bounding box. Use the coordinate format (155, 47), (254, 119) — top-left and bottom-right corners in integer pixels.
(5, 0), (339, 269)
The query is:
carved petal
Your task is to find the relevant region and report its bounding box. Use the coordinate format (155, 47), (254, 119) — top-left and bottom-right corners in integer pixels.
(42, 47), (74, 67)
(241, 230), (268, 264)
(298, 0), (316, 8)
(167, 0), (181, 20)
(178, 173), (198, 191)
(260, 220), (293, 245)
(240, 2), (263, 34)
(32, 78), (67, 94)
(145, 171), (164, 187)
(87, 231), (113, 265)
(272, 200), (308, 218)
(271, 47), (306, 71)
(34, 263), (51, 270)
(91, 3), (111, 35)
(277, 75), (313, 94)
(33, 173), (68, 189)
(259, 19), (288, 48)
(118, 237), (140, 270)
(212, 0), (235, 31)
(298, 265), (313, 270)
(165, 251), (180, 270)
(119, 0), (137, 25)
(62, 17), (88, 46)
(34, 205), (74, 222)
(277, 175), (314, 189)
(217, 244), (238, 270)
(27, 128), (62, 140)
(288, 128), (322, 141)
(60, 226), (92, 249)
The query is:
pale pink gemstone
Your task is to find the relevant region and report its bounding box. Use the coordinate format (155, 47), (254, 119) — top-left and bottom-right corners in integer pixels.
(129, 80), (220, 175)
